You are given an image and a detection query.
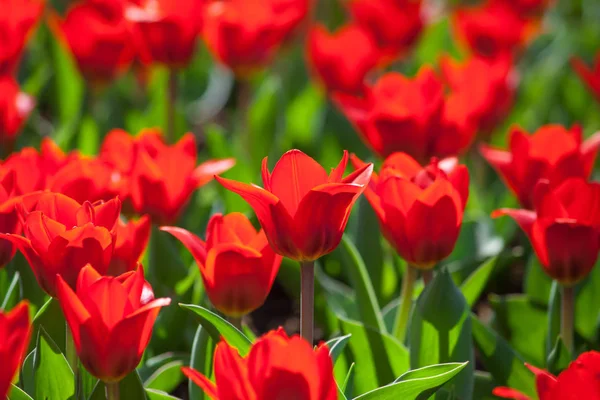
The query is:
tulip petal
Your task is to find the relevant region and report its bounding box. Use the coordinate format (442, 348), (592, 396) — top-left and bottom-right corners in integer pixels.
(349, 153), (379, 186)
(492, 208), (536, 237)
(213, 341), (256, 400)
(316, 343), (337, 400)
(114, 297), (171, 355)
(0, 233), (52, 294)
(33, 192), (81, 228)
(56, 274), (91, 349)
(581, 130), (600, 176)
(93, 197), (122, 231)
(491, 387), (531, 400)
(182, 367), (220, 400)
(206, 213), (258, 249)
(381, 152), (423, 178)
(193, 158), (237, 188)
(328, 150), (349, 183)
(76, 264), (102, 291)
(160, 226), (207, 267)
(447, 164), (470, 209)
(525, 363), (558, 398)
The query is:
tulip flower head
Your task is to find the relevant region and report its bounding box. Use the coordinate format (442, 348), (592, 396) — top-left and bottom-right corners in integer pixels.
(493, 178), (600, 286)
(0, 301), (32, 399)
(352, 153), (469, 269)
(307, 23), (379, 95)
(480, 124), (600, 209)
(216, 150), (373, 261)
(182, 327), (337, 400)
(0, 169), (26, 268)
(571, 53), (600, 104)
(0, 0), (44, 75)
(0, 193), (121, 296)
(0, 77), (35, 147)
(494, 351), (600, 400)
(56, 265), (170, 382)
(110, 215), (151, 275)
(162, 212), (282, 317)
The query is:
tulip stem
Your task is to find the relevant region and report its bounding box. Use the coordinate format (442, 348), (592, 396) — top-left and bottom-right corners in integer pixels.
(166, 68), (177, 143)
(422, 270), (434, 286)
(228, 316), (243, 331)
(66, 326), (79, 392)
(105, 381), (120, 400)
(393, 266), (417, 342)
(300, 261), (315, 345)
(561, 285), (575, 354)
(439, 329), (450, 364)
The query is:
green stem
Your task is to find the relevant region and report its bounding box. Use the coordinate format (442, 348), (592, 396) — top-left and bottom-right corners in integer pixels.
(105, 381), (120, 400)
(393, 266), (417, 342)
(166, 68), (177, 143)
(422, 269), (434, 286)
(228, 316), (243, 331)
(561, 285), (575, 354)
(66, 325), (79, 393)
(439, 329), (450, 364)
(300, 261), (315, 345)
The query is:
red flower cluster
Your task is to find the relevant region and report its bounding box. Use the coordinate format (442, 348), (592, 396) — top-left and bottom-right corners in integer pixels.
(307, 0), (423, 95)
(0, 301), (31, 399)
(494, 351), (600, 399)
(571, 52), (600, 103)
(352, 153), (469, 269)
(183, 327), (337, 400)
(162, 212), (282, 317)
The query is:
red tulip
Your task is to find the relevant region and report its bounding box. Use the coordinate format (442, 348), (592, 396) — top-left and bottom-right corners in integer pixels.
(349, 0), (423, 64)
(493, 178), (600, 286)
(571, 53), (600, 103)
(480, 124), (600, 209)
(162, 212), (282, 317)
(100, 128), (235, 224)
(50, 0), (140, 83)
(182, 327), (336, 400)
(0, 77), (35, 147)
(352, 153), (469, 269)
(203, 0), (307, 76)
(440, 54), (515, 136)
(0, 169), (31, 268)
(494, 351), (600, 400)
(0, 138), (71, 195)
(110, 215), (151, 275)
(0, 0), (44, 75)
(125, 0), (204, 68)
(0, 193), (121, 296)
(307, 24), (379, 95)
(57, 265), (170, 382)
(453, 0), (538, 59)
(0, 301), (32, 399)
(216, 150), (372, 261)
(335, 66), (475, 162)
(494, 0), (553, 16)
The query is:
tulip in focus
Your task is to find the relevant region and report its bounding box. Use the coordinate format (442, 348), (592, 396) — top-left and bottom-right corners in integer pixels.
(217, 150), (372, 261)
(0, 301), (32, 399)
(0, 0), (44, 75)
(307, 24), (379, 95)
(352, 153), (469, 270)
(162, 212), (282, 317)
(494, 351), (600, 399)
(493, 178), (600, 286)
(571, 53), (600, 103)
(480, 124), (600, 209)
(56, 265), (170, 382)
(110, 215), (151, 275)
(0, 77), (35, 148)
(182, 327), (337, 400)
(0, 193), (121, 296)
(100, 128), (235, 224)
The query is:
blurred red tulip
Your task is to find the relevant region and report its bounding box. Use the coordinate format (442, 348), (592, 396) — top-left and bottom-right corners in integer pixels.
(162, 212), (282, 317)
(453, 0), (539, 59)
(110, 215), (151, 275)
(0, 0), (44, 75)
(0, 169), (27, 268)
(336, 67), (475, 162)
(50, 0), (140, 83)
(217, 150), (372, 261)
(440, 54), (515, 136)
(100, 128), (235, 224)
(57, 265), (170, 382)
(0, 301), (32, 399)
(352, 153), (469, 269)
(571, 53), (600, 103)
(349, 0), (423, 64)
(494, 178), (600, 286)
(0, 138), (71, 195)
(307, 24), (379, 95)
(125, 0), (204, 68)
(495, 0), (553, 16)
(0, 77), (34, 149)
(480, 124), (600, 209)
(0, 193), (121, 296)
(182, 327), (337, 400)
(203, 0), (307, 76)
(494, 351), (600, 400)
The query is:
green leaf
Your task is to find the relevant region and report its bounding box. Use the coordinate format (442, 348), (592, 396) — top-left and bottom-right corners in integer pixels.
(8, 384), (34, 400)
(146, 389), (181, 400)
(338, 316), (409, 395)
(284, 82), (326, 145)
(342, 363), (356, 399)
(352, 362), (469, 400)
(33, 328), (75, 400)
(21, 349), (35, 396)
(546, 281), (561, 361)
(144, 360), (184, 394)
(575, 259), (600, 340)
(473, 371), (497, 400)
(180, 304), (251, 356)
(31, 298), (66, 353)
(460, 257), (497, 308)
(1, 271), (21, 310)
(89, 371), (147, 400)
(325, 334), (352, 365)
(338, 235), (386, 331)
(248, 76), (281, 165)
(471, 315), (536, 397)
(546, 337), (571, 375)
(188, 326), (215, 400)
(138, 353), (189, 382)
(524, 255), (553, 306)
